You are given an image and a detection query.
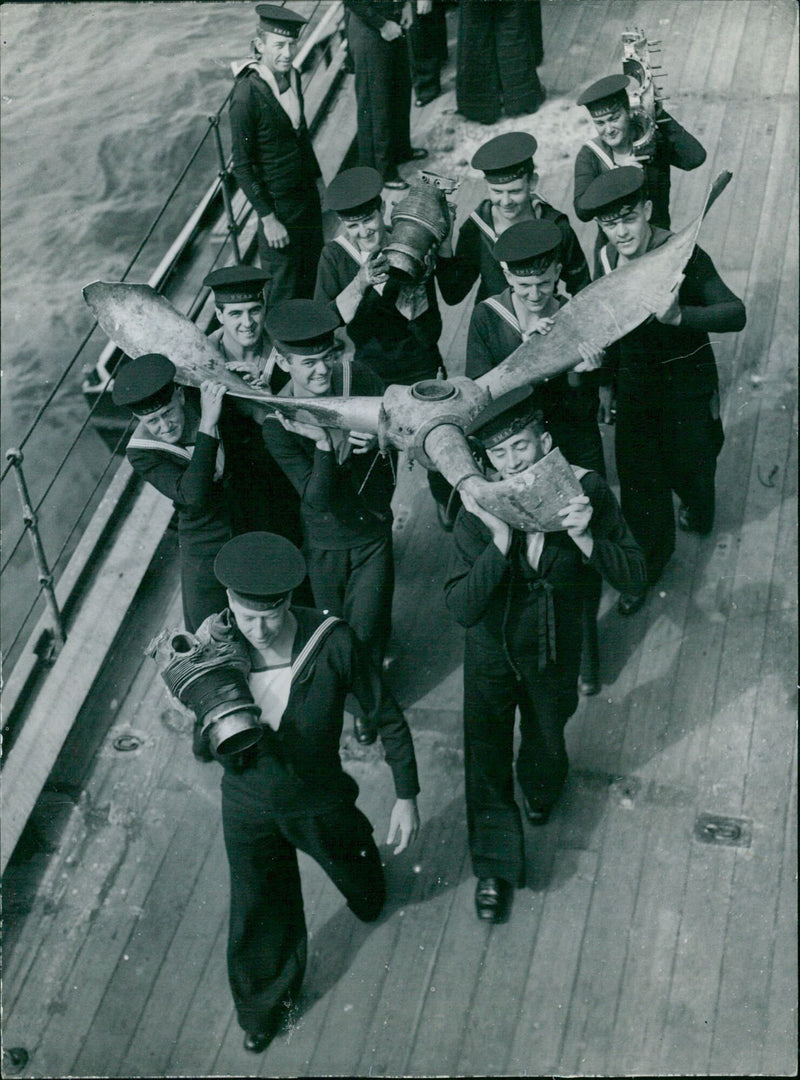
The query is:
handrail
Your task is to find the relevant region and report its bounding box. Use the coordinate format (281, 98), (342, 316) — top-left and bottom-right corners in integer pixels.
(1, 1), (347, 677)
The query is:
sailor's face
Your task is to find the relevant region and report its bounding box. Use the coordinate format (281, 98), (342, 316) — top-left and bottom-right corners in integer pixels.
(487, 175), (534, 223)
(597, 199), (652, 258)
(591, 104), (632, 148)
(217, 301), (265, 348)
(486, 423), (552, 478)
(342, 209), (386, 254)
(229, 594), (289, 650)
(256, 30), (295, 75)
(138, 390), (185, 444)
(281, 349), (335, 396)
(505, 261), (561, 314)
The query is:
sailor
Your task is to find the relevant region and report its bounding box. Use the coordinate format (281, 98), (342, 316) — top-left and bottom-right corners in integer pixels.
(573, 73), (706, 246)
(229, 4), (323, 304)
(314, 165), (450, 387)
(112, 354), (231, 632)
(260, 300), (397, 745)
(314, 165), (457, 524)
(438, 132), (590, 310)
(196, 531), (420, 1053)
(343, 0), (428, 189)
(579, 167), (746, 615)
(466, 219), (607, 695)
(203, 265), (304, 547)
(444, 389), (645, 924)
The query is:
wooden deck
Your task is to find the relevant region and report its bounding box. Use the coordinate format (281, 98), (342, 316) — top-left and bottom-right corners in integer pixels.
(2, 2), (797, 1076)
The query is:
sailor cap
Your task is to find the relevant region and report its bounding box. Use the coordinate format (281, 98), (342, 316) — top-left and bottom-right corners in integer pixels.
(215, 532), (307, 606)
(112, 353), (177, 413)
(324, 167), (384, 219)
(493, 220), (562, 274)
(471, 132), (538, 182)
(255, 4), (306, 38)
(265, 299), (340, 354)
(577, 74), (630, 113)
(577, 166), (646, 218)
(203, 266), (269, 305)
(466, 387), (543, 450)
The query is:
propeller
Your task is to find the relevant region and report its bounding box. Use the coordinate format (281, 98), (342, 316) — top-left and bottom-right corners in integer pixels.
(83, 172), (733, 531)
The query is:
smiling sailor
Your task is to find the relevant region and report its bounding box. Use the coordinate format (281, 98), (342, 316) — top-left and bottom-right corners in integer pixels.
(444, 388), (645, 925)
(113, 353), (231, 632)
(203, 265), (305, 551)
(229, 4), (324, 304)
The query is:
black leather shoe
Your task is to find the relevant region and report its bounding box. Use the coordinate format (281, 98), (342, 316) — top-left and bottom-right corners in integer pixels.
(383, 175), (408, 190)
(578, 670), (600, 696)
(474, 877), (513, 923)
(522, 795), (551, 826)
(243, 1031), (274, 1054)
(353, 716), (378, 745)
(398, 146), (428, 162)
(617, 590), (647, 617)
(415, 91), (440, 107)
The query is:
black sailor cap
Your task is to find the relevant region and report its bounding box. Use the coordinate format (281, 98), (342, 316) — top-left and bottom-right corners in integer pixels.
(577, 166), (645, 218)
(214, 532), (307, 606)
(324, 166), (384, 218)
(265, 299), (340, 354)
(203, 266), (269, 305)
(112, 353), (177, 413)
(466, 386), (543, 450)
(255, 4), (306, 38)
(471, 132), (538, 182)
(577, 74), (630, 113)
(493, 220), (561, 274)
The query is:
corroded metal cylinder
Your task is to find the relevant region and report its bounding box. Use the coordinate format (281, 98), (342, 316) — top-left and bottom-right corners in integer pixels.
(147, 628), (263, 758)
(384, 181), (451, 283)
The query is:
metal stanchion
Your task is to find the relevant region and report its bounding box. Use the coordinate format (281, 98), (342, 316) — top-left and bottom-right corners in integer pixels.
(6, 449), (66, 648)
(209, 115), (242, 265)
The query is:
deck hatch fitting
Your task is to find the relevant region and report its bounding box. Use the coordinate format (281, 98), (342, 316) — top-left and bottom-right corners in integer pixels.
(693, 813), (752, 848)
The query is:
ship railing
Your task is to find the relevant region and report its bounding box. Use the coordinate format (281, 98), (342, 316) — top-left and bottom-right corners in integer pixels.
(1, 1), (347, 705)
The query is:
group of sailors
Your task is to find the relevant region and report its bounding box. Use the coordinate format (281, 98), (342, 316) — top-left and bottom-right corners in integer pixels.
(110, 2), (745, 1056)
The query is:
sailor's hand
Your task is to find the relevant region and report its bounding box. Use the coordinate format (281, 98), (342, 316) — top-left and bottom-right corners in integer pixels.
(461, 488), (512, 556)
(521, 315), (556, 340)
(400, 3), (414, 29)
(260, 212), (290, 249)
(348, 430), (377, 454)
(558, 494), (594, 557)
(358, 251), (390, 291)
(279, 414), (332, 450)
(198, 380), (226, 432)
(417, 0), (433, 13)
(387, 797), (420, 854)
(225, 357), (262, 381)
(437, 202), (457, 258)
(641, 283), (683, 326)
(573, 340), (606, 372)
(380, 18), (404, 41)
(598, 384), (616, 425)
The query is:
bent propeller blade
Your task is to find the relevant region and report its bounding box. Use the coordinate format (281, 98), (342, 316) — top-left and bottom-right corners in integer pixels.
(478, 171), (733, 400)
(82, 280), (382, 432)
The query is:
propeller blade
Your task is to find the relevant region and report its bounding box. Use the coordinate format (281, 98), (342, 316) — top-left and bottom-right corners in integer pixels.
(477, 171), (733, 400)
(421, 425), (582, 532)
(82, 280), (382, 432)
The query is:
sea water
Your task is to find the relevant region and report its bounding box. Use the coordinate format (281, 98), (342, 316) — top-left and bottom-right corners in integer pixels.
(0, 1), (268, 645)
